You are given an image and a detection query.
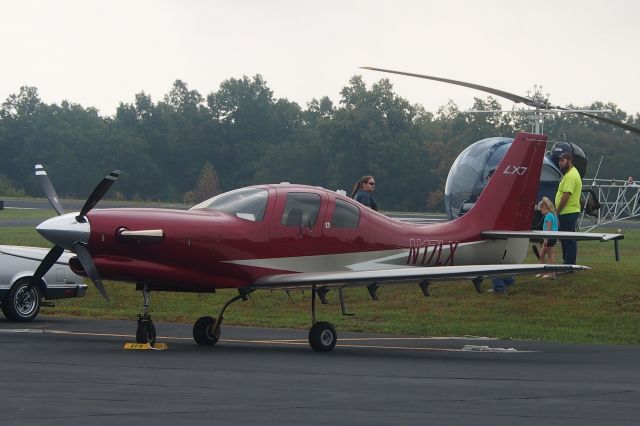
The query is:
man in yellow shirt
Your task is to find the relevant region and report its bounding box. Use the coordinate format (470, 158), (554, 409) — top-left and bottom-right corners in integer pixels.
(555, 152), (582, 265)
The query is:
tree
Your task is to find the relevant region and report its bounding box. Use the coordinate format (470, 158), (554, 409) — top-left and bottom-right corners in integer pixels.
(0, 174), (26, 196)
(164, 80), (204, 113)
(192, 162), (221, 203)
(1, 76), (638, 210)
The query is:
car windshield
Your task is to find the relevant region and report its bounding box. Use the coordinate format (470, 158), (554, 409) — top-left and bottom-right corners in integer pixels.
(190, 188), (268, 221)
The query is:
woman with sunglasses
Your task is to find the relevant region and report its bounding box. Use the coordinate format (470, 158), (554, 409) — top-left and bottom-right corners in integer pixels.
(351, 175), (379, 211)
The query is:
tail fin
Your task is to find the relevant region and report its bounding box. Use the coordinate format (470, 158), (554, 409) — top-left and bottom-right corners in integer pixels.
(457, 132), (546, 231)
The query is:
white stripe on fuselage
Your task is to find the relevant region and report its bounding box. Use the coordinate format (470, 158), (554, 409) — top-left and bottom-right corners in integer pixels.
(224, 238), (529, 273)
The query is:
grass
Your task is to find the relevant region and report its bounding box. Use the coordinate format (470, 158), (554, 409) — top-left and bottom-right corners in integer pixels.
(0, 223), (638, 345)
(0, 208), (56, 220)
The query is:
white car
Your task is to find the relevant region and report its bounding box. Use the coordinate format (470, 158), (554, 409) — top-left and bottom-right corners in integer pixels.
(0, 245), (87, 322)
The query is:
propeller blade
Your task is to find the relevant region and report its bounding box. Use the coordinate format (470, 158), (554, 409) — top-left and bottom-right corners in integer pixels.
(28, 245), (65, 289)
(73, 242), (110, 302)
(34, 164), (64, 215)
(76, 170), (120, 223)
(361, 66), (534, 106)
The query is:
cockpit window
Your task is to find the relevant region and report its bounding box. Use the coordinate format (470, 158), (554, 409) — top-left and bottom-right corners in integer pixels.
(190, 188), (268, 221)
(330, 199), (360, 229)
(281, 193), (321, 227)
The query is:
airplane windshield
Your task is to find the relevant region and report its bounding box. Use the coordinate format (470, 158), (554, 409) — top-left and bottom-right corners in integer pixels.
(190, 188), (268, 221)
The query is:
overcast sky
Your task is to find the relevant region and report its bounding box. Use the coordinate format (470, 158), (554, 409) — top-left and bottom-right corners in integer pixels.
(2, 0), (639, 117)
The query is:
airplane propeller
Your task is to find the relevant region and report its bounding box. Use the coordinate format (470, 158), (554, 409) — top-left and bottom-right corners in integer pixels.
(76, 170), (120, 223)
(29, 165), (120, 301)
(360, 66), (640, 135)
(73, 242), (110, 302)
(27, 245), (65, 292)
(35, 164), (64, 216)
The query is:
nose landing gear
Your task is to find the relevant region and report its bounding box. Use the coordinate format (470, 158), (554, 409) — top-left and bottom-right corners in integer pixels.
(135, 284), (156, 346)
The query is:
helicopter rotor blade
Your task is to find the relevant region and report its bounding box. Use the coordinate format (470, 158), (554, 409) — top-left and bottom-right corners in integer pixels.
(561, 108), (640, 135)
(362, 66), (640, 135)
(76, 170), (120, 223)
(73, 242), (110, 302)
(360, 66), (534, 106)
(34, 164), (65, 216)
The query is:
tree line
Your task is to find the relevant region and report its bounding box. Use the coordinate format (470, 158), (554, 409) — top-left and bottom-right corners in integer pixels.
(1, 75), (638, 211)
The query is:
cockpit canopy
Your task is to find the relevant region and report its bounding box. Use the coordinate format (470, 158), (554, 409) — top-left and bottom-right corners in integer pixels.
(190, 187), (269, 221)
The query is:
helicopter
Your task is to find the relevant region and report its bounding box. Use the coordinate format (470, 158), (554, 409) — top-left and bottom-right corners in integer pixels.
(361, 67), (640, 224)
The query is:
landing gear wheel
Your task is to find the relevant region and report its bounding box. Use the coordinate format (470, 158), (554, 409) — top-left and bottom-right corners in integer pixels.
(193, 316), (220, 346)
(136, 319), (156, 346)
(308, 321), (337, 352)
(2, 278), (41, 322)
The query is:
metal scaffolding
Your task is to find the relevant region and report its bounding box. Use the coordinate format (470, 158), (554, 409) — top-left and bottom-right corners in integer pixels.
(579, 179), (640, 231)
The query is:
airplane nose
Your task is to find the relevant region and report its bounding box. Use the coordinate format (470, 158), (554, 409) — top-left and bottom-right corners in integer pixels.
(36, 213), (90, 250)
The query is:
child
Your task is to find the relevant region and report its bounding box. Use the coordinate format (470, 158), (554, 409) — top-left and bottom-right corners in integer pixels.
(537, 197), (558, 279)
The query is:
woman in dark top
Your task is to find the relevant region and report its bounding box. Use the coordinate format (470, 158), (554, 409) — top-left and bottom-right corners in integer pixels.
(351, 175), (378, 211)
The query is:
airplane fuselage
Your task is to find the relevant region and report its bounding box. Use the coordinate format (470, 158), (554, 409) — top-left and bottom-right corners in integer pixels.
(65, 184), (528, 291)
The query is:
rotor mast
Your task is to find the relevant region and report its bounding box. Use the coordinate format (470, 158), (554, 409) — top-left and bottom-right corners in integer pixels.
(528, 85), (550, 134)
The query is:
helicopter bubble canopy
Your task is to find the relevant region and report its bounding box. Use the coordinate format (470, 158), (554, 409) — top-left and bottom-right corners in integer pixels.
(549, 142), (587, 178)
(444, 137), (563, 220)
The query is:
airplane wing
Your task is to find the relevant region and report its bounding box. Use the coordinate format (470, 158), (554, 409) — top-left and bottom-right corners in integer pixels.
(251, 263), (587, 290)
(481, 230), (624, 242)
(0, 245), (75, 265)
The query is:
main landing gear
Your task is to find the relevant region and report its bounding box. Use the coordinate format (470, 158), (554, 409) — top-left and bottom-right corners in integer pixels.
(190, 285), (338, 352)
(308, 284), (337, 352)
(193, 288), (254, 346)
(190, 286), (338, 352)
(133, 285), (339, 352)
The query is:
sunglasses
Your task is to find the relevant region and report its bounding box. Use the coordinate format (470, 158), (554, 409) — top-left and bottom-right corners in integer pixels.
(367, 182), (375, 186)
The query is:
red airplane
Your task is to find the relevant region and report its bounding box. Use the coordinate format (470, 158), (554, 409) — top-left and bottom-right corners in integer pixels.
(30, 132), (622, 351)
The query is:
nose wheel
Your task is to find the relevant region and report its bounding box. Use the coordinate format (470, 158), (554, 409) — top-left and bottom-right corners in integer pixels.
(135, 284), (156, 346)
(136, 316), (156, 346)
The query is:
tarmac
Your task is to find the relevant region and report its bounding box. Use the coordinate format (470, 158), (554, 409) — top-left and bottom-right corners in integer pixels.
(0, 316), (638, 425)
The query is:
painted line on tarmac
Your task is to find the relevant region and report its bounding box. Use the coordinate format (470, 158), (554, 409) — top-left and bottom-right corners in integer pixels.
(217, 338), (534, 353)
(2, 207), (38, 210)
(0, 329), (132, 338)
(0, 329), (534, 353)
(222, 339), (534, 353)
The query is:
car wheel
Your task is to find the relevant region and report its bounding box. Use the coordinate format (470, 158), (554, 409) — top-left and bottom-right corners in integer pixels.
(2, 278), (42, 322)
